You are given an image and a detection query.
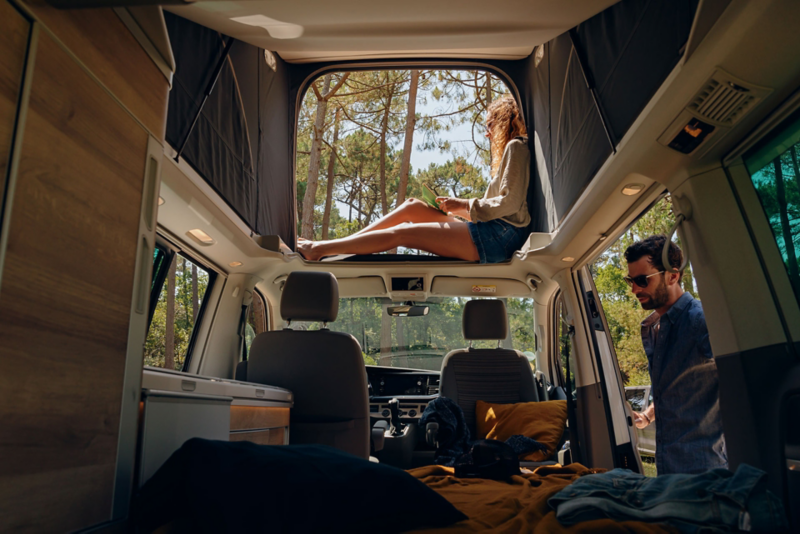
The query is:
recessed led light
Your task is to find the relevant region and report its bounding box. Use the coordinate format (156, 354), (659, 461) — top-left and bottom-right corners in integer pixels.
(187, 228), (215, 246)
(158, 196), (165, 206)
(621, 183), (645, 196)
(229, 261), (243, 267)
(561, 256), (575, 262)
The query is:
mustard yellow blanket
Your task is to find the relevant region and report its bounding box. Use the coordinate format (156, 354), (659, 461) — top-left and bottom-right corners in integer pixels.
(406, 464), (679, 534)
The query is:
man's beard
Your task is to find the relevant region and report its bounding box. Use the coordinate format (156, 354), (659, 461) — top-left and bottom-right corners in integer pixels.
(639, 279), (669, 310)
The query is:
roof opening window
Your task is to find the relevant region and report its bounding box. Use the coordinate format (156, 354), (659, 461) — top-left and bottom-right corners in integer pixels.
(295, 69), (512, 255)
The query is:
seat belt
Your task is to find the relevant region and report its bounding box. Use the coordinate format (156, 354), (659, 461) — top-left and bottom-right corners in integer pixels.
(563, 325), (582, 464)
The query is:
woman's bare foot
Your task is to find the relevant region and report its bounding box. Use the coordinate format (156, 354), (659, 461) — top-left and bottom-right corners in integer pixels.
(296, 239), (323, 261)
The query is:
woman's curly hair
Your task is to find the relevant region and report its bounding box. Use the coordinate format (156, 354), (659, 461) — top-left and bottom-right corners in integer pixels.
(486, 95), (527, 177)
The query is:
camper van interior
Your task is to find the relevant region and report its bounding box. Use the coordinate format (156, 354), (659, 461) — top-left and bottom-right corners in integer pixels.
(1, 0), (800, 531)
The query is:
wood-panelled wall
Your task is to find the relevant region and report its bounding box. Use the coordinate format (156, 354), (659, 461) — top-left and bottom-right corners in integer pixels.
(0, 2), (168, 531)
(0, 1), (28, 199)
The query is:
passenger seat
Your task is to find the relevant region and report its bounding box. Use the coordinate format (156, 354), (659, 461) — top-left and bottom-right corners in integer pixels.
(439, 300), (540, 439)
(246, 271), (370, 459)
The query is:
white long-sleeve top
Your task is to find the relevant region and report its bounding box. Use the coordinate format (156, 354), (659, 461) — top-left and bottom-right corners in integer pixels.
(468, 137), (531, 228)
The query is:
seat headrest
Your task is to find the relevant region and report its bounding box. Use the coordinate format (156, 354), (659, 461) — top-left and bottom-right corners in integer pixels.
(280, 271), (339, 323)
(462, 300), (508, 340)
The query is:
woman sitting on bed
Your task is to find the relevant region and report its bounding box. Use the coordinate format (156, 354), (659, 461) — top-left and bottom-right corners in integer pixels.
(297, 95), (531, 263)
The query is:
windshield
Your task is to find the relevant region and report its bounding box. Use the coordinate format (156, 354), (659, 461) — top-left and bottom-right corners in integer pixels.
(289, 297), (535, 371)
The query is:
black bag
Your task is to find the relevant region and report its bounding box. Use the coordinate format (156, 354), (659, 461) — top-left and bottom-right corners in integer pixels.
(453, 439), (521, 480)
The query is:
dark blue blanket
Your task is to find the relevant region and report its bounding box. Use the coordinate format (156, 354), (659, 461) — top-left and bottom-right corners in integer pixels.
(420, 397), (549, 467)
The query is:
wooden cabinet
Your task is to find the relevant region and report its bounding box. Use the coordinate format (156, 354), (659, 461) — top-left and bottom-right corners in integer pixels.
(0, 2), (168, 531)
(0, 1), (29, 214)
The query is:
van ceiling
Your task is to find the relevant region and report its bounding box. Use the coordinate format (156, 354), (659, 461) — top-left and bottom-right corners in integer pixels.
(165, 0), (619, 63)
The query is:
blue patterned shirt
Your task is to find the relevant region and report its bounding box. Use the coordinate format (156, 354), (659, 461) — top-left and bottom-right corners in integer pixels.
(641, 292), (727, 475)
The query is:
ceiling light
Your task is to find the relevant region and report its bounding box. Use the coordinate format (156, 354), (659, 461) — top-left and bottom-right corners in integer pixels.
(561, 256), (574, 262)
(621, 183), (645, 196)
(231, 15), (303, 40)
(187, 228), (215, 246)
(229, 261), (243, 267)
(158, 196), (165, 206)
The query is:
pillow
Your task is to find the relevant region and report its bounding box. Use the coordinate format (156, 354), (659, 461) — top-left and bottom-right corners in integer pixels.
(135, 439), (466, 533)
(476, 400), (567, 462)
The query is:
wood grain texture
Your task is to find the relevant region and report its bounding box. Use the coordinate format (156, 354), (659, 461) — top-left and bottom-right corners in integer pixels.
(24, 0), (168, 139)
(230, 406), (290, 431)
(0, 28), (148, 532)
(0, 2), (29, 192)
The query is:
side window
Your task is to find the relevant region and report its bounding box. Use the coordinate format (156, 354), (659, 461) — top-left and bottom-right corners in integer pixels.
(744, 114), (800, 304)
(554, 293), (574, 394)
(244, 290), (267, 357)
(145, 252), (214, 370)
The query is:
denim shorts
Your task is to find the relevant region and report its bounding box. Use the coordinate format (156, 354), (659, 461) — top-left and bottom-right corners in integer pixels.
(467, 219), (530, 264)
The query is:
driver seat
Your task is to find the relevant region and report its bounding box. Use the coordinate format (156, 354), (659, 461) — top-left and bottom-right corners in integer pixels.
(246, 271), (370, 459)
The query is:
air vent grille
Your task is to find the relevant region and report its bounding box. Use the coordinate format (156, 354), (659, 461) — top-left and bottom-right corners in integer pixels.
(685, 70), (771, 128)
(688, 79), (755, 125)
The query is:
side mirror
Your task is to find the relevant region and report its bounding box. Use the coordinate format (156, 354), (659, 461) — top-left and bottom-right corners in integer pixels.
(387, 304), (429, 317)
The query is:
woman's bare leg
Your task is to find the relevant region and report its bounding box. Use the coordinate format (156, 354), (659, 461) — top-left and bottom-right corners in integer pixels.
(350, 198), (456, 236)
(297, 221), (480, 261)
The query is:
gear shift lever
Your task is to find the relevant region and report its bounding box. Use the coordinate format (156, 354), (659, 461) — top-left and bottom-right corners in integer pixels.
(388, 398), (404, 436)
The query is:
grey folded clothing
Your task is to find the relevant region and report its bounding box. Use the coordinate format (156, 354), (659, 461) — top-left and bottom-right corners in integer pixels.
(548, 463), (787, 533)
(420, 396), (472, 466)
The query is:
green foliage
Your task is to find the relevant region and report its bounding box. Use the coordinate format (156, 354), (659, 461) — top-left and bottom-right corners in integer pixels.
(590, 196), (697, 386)
(287, 297), (534, 371)
(144, 256), (209, 370)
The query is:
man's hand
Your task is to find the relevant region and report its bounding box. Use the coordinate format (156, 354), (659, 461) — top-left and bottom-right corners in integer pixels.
(436, 197), (471, 220)
(633, 411), (650, 429)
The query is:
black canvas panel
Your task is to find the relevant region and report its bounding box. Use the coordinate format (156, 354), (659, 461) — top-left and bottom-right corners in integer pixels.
(182, 56), (256, 226)
(228, 42), (259, 169)
(164, 12), (227, 151)
(257, 52), (295, 247)
(166, 13), (296, 242)
(551, 43), (612, 221)
(532, 43), (552, 183)
(575, 0), (698, 142)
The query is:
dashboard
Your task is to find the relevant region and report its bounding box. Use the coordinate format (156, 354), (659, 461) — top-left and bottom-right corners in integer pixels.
(366, 367), (439, 420)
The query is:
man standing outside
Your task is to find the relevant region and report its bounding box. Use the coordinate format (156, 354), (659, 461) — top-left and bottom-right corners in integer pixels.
(625, 235), (727, 475)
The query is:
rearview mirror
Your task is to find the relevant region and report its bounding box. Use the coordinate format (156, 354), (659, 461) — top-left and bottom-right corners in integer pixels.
(387, 304), (429, 317)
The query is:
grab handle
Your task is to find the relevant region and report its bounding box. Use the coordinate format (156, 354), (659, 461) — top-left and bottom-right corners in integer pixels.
(662, 196), (693, 274)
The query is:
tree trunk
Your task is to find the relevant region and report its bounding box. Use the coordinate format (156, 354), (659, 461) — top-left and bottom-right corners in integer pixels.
(321, 107), (342, 240)
(379, 82), (395, 216)
(790, 146), (800, 194)
(191, 263), (198, 325)
(301, 74), (333, 239)
(396, 317), (405, 350)
(500, 297), (513, 349)
(396, 70), (419, 207)
(774, 158), (799, 278)
(380, 303), (393, 366)
(165, 255), (176, 370)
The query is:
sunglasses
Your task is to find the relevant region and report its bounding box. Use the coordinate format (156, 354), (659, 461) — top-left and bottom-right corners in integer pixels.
(623, 271), (664, 288)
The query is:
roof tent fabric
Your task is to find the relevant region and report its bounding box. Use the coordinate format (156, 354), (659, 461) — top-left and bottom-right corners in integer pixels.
(509, 0), (698, 232)
(165, 13), (295, 247)
(573, 0), (699, 144)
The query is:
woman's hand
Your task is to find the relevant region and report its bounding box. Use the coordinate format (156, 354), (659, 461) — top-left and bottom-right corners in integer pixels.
(437, 197), (471, 220)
